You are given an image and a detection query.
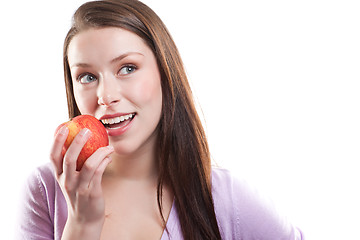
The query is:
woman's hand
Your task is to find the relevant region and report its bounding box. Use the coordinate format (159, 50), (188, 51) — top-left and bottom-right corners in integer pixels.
(50, 126), (114, 240)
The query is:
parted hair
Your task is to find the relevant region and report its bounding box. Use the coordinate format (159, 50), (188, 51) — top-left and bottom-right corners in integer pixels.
(63, 0), (221, 239)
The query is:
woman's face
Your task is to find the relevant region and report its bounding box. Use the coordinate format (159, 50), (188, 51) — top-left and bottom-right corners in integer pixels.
(67, 27), (162, 155)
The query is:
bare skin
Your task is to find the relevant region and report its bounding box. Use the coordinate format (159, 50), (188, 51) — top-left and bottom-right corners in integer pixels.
(101, 174), (173, 239)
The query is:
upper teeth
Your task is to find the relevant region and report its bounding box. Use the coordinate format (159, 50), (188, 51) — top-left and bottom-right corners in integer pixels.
(101, 113), (135, 125)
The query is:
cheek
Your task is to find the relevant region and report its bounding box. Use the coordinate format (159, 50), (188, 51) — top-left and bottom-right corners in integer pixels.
(133, 73), (162, 108)
(73, 88), (98, 114)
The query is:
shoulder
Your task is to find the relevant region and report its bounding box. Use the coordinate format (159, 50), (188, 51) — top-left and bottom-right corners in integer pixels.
(19, 163), (61, 219)
(211, 167), (238, 193)
(24, 163), (57, 198)
(211, 167), (249, 205)
(16, 163), (61, 239)
(210, 167), (246, 238)
(32, 163), (56, 183)
(211, 167), (303, 240)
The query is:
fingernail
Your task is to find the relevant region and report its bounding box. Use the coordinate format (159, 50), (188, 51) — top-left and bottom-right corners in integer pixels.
(108, 145), (114, 151)
(59, 126), (69, 135)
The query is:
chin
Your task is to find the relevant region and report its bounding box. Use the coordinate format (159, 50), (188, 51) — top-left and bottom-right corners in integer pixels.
(111, 132), (158, 159)
(112, 143), (139, 157)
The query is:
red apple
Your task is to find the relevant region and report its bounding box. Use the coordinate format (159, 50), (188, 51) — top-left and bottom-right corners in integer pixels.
(55, 115), (109, 171)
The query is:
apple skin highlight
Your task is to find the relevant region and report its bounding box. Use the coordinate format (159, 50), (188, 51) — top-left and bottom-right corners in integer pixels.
(56, 115), (109, 171)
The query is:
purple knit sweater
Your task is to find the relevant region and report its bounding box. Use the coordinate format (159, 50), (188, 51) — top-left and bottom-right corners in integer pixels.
(16, 163), (303, 239)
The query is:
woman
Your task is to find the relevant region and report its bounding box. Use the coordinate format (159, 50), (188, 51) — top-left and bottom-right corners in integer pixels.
(17, 0), (303, 239)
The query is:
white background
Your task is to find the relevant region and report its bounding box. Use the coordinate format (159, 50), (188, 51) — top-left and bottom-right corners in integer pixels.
(1, 0), (359, 239)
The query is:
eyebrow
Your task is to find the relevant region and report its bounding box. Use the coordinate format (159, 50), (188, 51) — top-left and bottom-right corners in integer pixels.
(110, 52), (144, 64)
(70, 52), (144, 69)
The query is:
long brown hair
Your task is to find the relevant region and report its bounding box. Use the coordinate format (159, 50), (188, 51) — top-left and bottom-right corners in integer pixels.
(63, 1), (221, 239)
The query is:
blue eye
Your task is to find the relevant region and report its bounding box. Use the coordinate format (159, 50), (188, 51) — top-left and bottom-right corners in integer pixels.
(78, 74), (97, 84)
(119, 65), (137, 75)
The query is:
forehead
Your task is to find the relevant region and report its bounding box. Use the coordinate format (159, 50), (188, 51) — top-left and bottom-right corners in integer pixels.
(67, 27), (151, 63)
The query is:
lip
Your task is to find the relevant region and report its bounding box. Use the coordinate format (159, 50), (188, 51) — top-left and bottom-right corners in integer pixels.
(100, 112), (135, 120)
(100, 112), (136, 137)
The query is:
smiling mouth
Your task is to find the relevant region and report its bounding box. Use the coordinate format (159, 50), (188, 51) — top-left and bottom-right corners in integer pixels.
(101, 113), (136, 129)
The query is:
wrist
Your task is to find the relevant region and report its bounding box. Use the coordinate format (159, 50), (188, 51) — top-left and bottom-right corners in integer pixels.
(61, 216), (105, 240)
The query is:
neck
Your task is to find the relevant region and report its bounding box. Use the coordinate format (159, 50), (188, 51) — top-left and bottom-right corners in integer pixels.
(103, 140), (158, 182)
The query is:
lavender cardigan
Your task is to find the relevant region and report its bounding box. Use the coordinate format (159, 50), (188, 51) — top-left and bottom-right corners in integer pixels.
(16, 163), (303, 239)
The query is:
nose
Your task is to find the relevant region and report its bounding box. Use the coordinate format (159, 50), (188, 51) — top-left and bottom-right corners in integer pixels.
(97, 76), (121, 107)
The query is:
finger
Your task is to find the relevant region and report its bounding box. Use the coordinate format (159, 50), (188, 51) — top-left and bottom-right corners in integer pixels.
(63, 128), (91, 184)
(78, 146), (114, 191)
(49, 125), (69, 176)
(90, 156), (113, 197)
